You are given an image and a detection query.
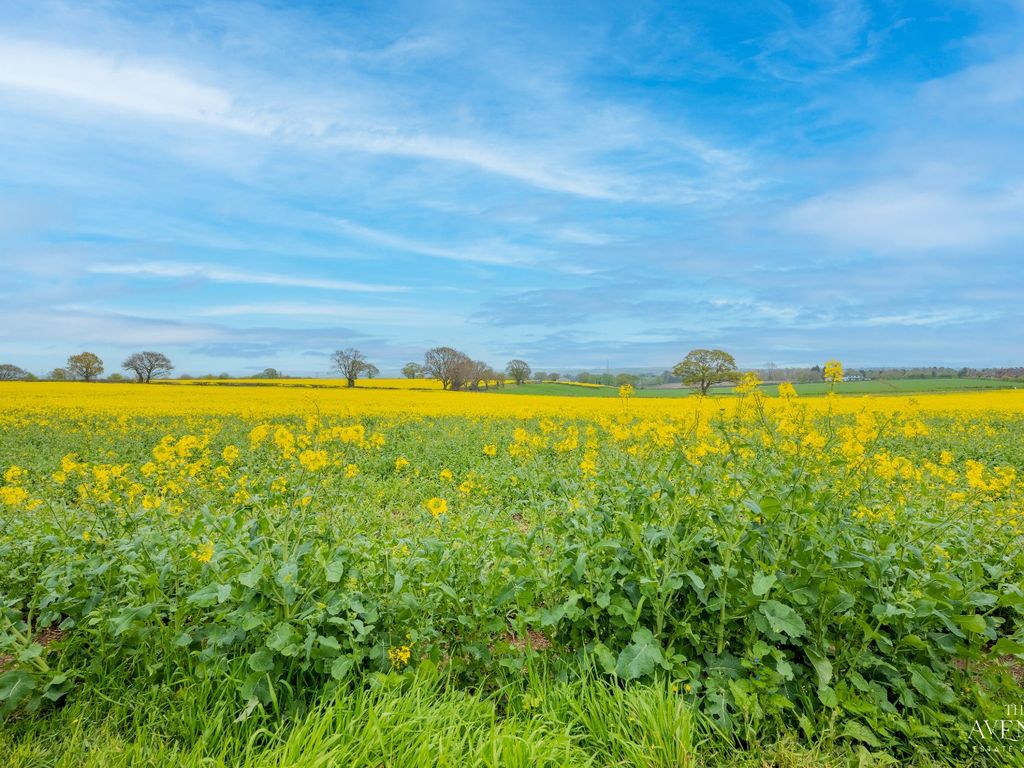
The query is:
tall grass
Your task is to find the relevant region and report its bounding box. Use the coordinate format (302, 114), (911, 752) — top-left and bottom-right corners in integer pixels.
(2, 665), (1005, 767)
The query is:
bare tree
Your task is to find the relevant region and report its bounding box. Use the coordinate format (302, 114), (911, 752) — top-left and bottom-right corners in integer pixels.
(672, 349), (737, 395)
(401, 362), (423, 379)
(331, 348), (372, 387)
(466, 360), (497, 390)
(67, 352), (104, 382)
(0, 364), (29, 381)
(364, 363), (380, 379)
(505, 359), (531, 385)
(423, 346), (472, 390)
(122, 351), (174, 383)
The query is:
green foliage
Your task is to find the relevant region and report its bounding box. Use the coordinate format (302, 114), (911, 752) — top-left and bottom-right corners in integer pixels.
(0, 405), (1022, 764)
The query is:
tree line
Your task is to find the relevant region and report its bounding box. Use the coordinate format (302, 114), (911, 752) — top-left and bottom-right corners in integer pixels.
(0, 352), (174, 383)
(5, 346), (1016, 390)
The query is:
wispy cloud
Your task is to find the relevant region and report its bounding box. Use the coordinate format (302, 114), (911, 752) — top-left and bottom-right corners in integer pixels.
(332, 218), (532, 266)
(0, 38), (273, 133)
(89, 262), (407, 293)
(785, 178), (1024, 251)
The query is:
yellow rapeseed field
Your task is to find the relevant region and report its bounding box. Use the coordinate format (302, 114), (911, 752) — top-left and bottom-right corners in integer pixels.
(3, 380), (1023, 420)
(1, 379), (1022, 760)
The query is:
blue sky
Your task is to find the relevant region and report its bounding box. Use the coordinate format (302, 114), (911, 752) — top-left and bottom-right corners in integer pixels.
(1, 0), (1022, 376)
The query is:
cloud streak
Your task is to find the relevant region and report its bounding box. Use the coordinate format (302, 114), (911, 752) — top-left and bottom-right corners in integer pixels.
(89, 262), (407, 293)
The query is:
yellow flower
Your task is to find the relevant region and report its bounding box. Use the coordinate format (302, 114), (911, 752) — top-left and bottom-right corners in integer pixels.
(190, 540), (214, 564)
(82, 530), (91, 542)
(458, 480), (473, 494)
(142, 494), (162, 510)
(394, 456), (410, 471)
(482, 444), (497, 457)
(777, 382), (798, 399)
(271, 477), (288, 493)
(387, 644), (412, 668)
(298, 449), (329, 472)
(823, 359), (843, 384)
(734, 371), (762, 395)
(249, 424), (271, 446)
(222, 445), (240, 463)
(274, 426), (296, 456)
(0, 489), (28, 507)
(439, 468), (454, 482)
(344, 463), (359, 478)
(4, 466), (25, 484)
(618, 383), (635, 399)
(426, 497), (448, 517)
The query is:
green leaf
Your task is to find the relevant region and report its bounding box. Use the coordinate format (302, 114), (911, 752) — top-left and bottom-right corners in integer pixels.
(110, 605), (155, 635)
(841, 720), (882, 748)
(805, 649), (833, 688)
(818, 684), (838, 708)
(592, 642), (617, 675)
(318, 634), (341, 651)
(992, 637), (1024, 655)
(615, 628), (664, 680)
(330, 656), (354, 680)
(325, 559), (345, 583)
(759, 600), (806, 638)
(953, 615), (987, 635)
(248, 650), (275, 673)
(909, 664), (954, 704)
(752, 573), (776, 597)
(239, 567), (262, 588)
(266, 622), (299, 653)
(685, 570), (705, 591)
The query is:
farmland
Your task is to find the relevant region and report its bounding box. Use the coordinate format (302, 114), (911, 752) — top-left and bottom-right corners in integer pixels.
(1, 382), (1023, 766)
(493, 377), (1016, 398)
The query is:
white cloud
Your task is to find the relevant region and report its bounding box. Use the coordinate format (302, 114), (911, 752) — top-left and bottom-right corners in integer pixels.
(0, 38), (273, 133)
(785, 180), (1024, 251)
(0, 37), (747, 203)
(194, 302), (458, 324)
(89, 262), (407, 293)
(332, 218), (530, 266)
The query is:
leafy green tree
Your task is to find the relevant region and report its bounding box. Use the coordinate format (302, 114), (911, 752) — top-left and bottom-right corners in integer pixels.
(672, 349), (737, 395)
(505, 359), (531, 385)
(401, 362), (423, 379)
(66, 352), (104, 381)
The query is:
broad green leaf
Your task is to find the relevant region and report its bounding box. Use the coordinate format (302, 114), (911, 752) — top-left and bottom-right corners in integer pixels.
(248, 650), (275, 673)
(752, 573), (776, 597)
(841, 721), (882, 748)
(953, 614), (987, 635)
(330, 656), (354, 680)
(615, 628), (664, 680)
(759, 600), (806, 638)
(266, 622), (299, 653)
(325, 559), (345, 583)
(805, 649), (833, 688)
(991, 637), (1024, 655)
(909, 664), (954, 704)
